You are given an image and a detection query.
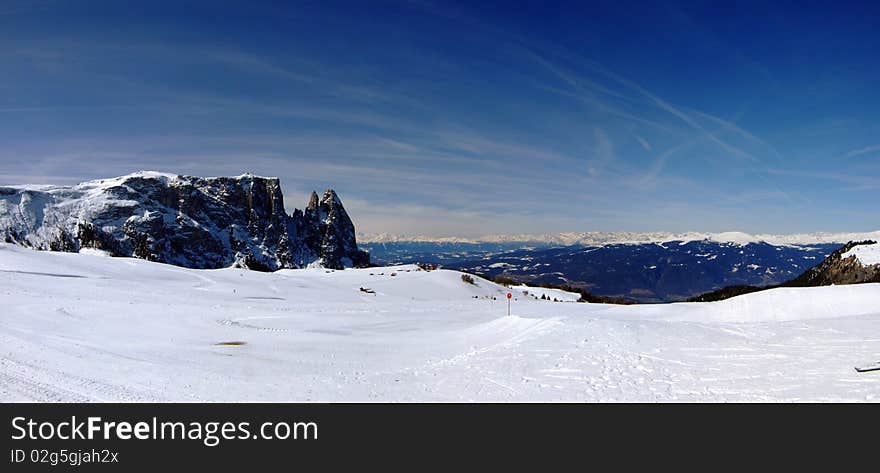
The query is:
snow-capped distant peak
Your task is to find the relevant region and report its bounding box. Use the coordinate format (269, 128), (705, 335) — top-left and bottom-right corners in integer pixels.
(707, 231), (757, 245)
(358, 230), (880, 247)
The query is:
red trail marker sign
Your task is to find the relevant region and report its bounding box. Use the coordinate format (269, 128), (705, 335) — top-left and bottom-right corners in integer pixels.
(506, 292), (512, 316)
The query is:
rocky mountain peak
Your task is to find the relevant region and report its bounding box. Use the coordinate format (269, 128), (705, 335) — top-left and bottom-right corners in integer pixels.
(306, 191), (320, 212)
(321, 189), (343, 207)
(0, 172), (370, 271)
(297, 188), (368, 268)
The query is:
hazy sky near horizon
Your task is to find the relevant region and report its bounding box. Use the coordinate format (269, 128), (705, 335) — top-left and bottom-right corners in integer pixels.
(1, 0), (879, 236)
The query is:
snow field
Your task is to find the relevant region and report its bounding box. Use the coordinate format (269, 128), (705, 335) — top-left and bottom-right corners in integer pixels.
(2, 243), (879, 402)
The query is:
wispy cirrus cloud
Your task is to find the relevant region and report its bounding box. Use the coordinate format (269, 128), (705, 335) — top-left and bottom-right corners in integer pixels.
(2, 1), (878, 235)
(766, 168), (880, 192)
(842, 145), (880, 159)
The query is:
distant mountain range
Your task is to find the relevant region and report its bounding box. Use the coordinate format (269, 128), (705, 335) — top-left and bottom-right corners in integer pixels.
(362, 239), (844, 303)
(0, 171), (369, 270)
(359, 230), (880, 246)
(359, 230), (880, 303)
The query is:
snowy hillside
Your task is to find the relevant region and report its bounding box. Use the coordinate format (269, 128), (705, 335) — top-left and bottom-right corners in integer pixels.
(511, 285), (581, 302)
(2, 243), (879, 402)
(842, 241), (880, 266)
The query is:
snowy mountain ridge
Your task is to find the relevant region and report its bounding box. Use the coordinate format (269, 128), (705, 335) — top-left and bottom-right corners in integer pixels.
(0, 171), (369, 270)
(359, 229), (880, 247)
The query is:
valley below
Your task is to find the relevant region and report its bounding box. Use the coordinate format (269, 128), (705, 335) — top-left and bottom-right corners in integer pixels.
(360, 237), (856, 303)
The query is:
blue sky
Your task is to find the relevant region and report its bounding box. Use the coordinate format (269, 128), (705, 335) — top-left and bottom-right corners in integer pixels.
(1, 0), (879, 236)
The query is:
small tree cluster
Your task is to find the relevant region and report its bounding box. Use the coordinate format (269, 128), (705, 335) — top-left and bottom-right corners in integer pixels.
(490, 275), (519, 287)
(461, 274), (475, 285)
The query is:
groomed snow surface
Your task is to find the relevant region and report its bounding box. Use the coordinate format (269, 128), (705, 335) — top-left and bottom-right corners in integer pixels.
(511, 285), (581, 302)
(2, 243), (879, 402)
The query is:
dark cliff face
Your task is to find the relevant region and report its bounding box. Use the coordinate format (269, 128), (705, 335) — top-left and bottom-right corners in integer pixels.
(0, 172), (369, 271)
(77, 174), (294, 270)
(297, 189), (369, 269)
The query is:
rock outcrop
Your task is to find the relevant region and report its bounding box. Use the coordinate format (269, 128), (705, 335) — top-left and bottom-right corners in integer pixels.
(294, 189), (369, 269)
(786, 240), (880, 286)
(689, 240), (879, 302)
(0, 171), (369, 270)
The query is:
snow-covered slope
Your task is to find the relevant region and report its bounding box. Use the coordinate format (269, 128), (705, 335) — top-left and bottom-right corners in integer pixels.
(511, 285), (582, 302)
(2, 243), (879, 402)
(842, 241), (880, 266)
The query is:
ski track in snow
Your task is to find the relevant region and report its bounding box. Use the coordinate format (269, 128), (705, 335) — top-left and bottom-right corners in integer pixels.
(1, 243), (879, 402)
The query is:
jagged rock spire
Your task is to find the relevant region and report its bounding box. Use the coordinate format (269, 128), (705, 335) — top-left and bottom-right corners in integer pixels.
(307, 191), (319, 212)
(295, 188), (368, 268)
